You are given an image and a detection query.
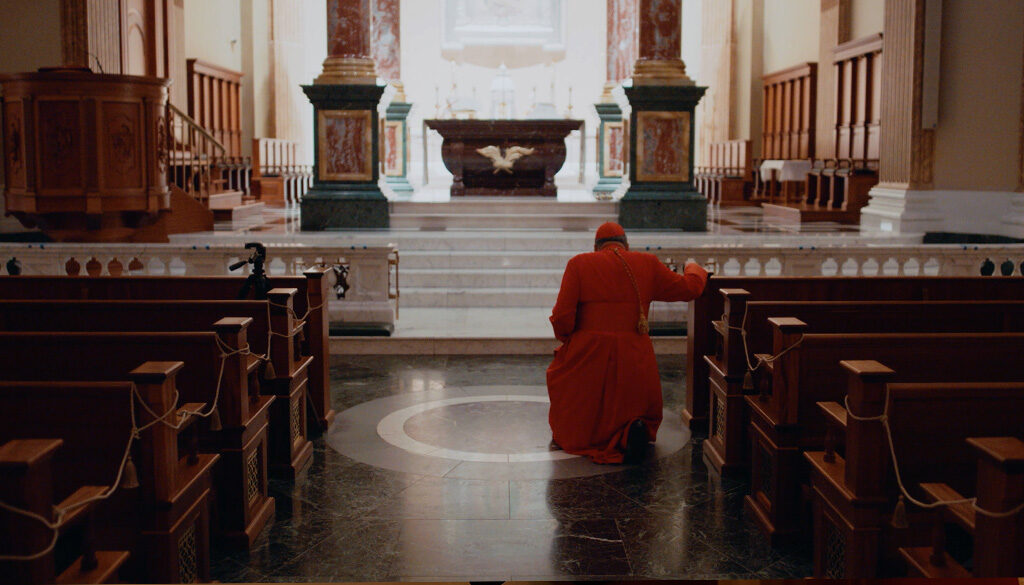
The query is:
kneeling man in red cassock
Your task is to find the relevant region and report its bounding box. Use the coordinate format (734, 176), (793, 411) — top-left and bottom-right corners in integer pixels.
(546, 222), (708, 464)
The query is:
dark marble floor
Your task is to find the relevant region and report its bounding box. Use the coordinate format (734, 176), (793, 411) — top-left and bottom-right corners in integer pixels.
(210, 355), (813, 582)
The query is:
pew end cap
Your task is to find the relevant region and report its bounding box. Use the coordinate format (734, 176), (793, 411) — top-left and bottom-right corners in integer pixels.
(966, 436), (1024, 468)
(840, 359), (896, 379)
(267, 287), (299, 299)
(214, 316), (255, 331)
(767, 316), (807, 331)
(129, 360), (185, 382)
(0, 438), (64, 468)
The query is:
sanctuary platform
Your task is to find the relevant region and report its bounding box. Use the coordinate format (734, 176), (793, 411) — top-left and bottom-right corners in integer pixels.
(163, 187), (920, 355)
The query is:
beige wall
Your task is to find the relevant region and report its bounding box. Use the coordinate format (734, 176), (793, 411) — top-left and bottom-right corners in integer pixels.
(0, 0), (63, 74)
(184, 0), (244, 71)
(850, 0), (884, 38)
(932, 0), (1024, 192)
(732, 0), (764, 147)
(762, 0), (819, 73)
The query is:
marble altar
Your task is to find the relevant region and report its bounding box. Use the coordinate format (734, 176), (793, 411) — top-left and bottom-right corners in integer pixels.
(424, 119), (583, 197)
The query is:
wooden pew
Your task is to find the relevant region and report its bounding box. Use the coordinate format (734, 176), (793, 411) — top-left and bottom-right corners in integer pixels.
(743, 321), (1024, 543)
(0, 268), (334, 435)
(804, 362), (1024, 578)
(686, 276), (1024, 435)
(704, 291), (1024, 475)
(699, 140), (753, 206)
(0, 439), (129, 585)
(0, 326), (279, 550)
(0, 289), (317, 483)
(802, 35), (882, 224)
(755, 63), (817, 203)
(901, 436), (1024, 578)
(0, 363), (218, 583)
(251, 138), (311, 205)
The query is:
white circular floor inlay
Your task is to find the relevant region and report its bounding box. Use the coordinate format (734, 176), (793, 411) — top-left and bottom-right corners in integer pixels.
(326, 385), (691, 479)
(376, 395), (577, 463)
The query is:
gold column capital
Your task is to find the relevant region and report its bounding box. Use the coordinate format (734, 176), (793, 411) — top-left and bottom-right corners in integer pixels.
(631, 58), (695, 87)
(315, 56), (377, 85)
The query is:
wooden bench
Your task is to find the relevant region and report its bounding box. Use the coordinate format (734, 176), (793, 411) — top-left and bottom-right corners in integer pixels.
(251, 138), (312, 205)
(687, 276), (1024, 435)
(697, 140), (752, 206)
(0, 325), (280, 550)
(754, 62), (817, 204)
(767, 35), (883, 225)
(743, 321), (1024, 543)
(0, 439), (131, 585)
(0, 363), (217, 583)
(901, 437), (1024, 578)
(804, 362), (1024, 578)
(0, 268), (334, 435)
(0, 288), (317, 480)
(704, 290), (1024, 475)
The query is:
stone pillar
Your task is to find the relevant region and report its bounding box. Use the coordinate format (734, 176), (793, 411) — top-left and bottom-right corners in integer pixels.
(373, 0), (413, 195)
(858, 0), (936, 233)
(619, 0), (707, 231)
(302, 0), (388, 230)
(593, 0), (637, 199)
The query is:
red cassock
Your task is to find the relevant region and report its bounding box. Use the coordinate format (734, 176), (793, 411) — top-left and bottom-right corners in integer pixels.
(546, 244), (708, 463)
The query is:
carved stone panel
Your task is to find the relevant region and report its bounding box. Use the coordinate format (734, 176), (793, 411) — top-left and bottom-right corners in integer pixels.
(103, 102), (144, 189)
(603, 121), (625, 177)
(3, 101), (26, 190)
(318, 110), (373, 182)
(38, 100), (83, 192)
(636, 111), (689, 182)
(383, 120), (404, 177)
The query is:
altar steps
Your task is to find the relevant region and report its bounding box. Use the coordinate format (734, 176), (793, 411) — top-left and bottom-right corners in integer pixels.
(389, 199), (617, 231)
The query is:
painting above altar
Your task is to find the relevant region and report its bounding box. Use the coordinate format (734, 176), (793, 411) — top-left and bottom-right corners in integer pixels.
(425, 119), (582, 197)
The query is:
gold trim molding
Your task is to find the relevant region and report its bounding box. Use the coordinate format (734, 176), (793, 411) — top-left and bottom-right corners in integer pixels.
(632, 59), (695, 86)
(315, 57), (377, 85)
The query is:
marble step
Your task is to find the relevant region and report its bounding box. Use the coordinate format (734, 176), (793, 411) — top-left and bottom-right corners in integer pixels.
(400, 287), (559, 308)
(389, 212), (617, 230)
(329, 335), (685, 355)
(402, 267), (563, 288)
(401, 250), (575, 269)
(391, 199), (617, 215)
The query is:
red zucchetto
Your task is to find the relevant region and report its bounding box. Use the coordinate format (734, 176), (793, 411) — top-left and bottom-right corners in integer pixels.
(595, 222), (626, 240)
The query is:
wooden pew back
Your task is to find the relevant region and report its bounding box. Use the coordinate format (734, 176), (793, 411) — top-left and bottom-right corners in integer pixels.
(0, 299), (275, 355)
(686, 276), (1024, 432)
(0, 382), (134, 504)
(764, 327), (1024, 432)
(886, 383), (1024, 499)
(735, 298), (1024, 359)
(0, 331), (245, 427)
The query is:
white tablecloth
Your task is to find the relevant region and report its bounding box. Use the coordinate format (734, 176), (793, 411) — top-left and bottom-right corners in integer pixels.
(760, 159), (812, 182)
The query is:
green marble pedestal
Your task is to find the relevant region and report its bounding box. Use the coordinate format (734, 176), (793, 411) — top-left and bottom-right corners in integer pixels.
(301, 84), (388, 230)
(382, 101), (414, 196)
(620, 84), (707, 231)
(593, 102), (625, 199)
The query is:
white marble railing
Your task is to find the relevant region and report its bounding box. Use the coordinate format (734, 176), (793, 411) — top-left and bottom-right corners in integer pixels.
(648, 244), (1024, 277)
(0, 243), (398, 329)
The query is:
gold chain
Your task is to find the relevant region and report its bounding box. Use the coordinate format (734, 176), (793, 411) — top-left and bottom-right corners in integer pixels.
(611, 247), (649, 335)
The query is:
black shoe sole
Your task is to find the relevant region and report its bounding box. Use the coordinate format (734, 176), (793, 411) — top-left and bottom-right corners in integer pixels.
(624, 420), (647, 464)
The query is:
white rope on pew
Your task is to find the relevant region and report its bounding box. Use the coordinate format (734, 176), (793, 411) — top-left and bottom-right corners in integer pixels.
(721, 303), (804, 379)
(844, 390), (1024, 520)
(0, 382), (181, 562)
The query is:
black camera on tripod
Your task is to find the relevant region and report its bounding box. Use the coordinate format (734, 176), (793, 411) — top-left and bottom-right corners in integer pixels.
(230, 242), (269, 299)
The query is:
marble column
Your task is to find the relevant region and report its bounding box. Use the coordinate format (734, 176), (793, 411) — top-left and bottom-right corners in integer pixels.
(373, 0), (413, 195)
(302, 0), (388, 230)
(858, 0), (935, 233)
(619, 0), (707, 231)
(593, 0), (637, 199)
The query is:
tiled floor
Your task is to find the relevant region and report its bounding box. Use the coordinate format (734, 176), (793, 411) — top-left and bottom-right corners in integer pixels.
(210, 355), (813, 582)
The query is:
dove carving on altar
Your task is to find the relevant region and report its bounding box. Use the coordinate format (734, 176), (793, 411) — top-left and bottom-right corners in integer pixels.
(476, 145), (535, 174)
